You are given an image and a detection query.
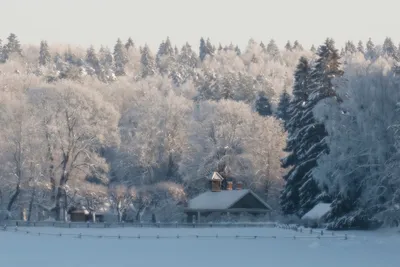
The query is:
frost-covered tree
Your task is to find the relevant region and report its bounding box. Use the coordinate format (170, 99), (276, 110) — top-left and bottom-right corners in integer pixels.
(382, 37), (397, 59)
(255, 91), (272, 116)
(199, 37), (215, 61)
(3, 33), (23, 60)
(366, 38), (377, 60)
(125, 37), (134, 51)
(285, 41), (292, 51)
(310, 45), (317, 53)
(38, 41), (51, 66)
(276, 89), (291, 126)
(345, 41), (357, 54)
(140, 45), (156, 78)
(266, 39), (280, 58)
(293, 40), (303, 51)
(113, 38), (128, 76)
(357, 40), (365, 54)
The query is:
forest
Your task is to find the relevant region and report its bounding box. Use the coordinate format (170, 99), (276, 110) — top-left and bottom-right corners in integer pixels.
(0, 33), (399, 229)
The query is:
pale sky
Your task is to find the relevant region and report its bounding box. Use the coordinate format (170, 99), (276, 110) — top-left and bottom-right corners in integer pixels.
(0, 0), (399, 52)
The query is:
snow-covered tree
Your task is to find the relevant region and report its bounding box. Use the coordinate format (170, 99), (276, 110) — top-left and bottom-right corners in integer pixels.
(276, 89), (291, 126)
(113, 38), (128, 76)
(39, 41), (51, 66)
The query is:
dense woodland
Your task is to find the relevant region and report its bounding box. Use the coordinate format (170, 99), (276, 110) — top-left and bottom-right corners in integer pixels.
(0, 33), (399, 229)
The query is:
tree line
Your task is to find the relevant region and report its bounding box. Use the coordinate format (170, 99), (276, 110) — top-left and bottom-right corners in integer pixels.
(0, 33), (399, 228)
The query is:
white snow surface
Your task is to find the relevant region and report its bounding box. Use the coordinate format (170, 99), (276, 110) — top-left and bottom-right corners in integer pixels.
(1, 226), (399, 267)
(188, 189), (250, 209)
(302, 203), (332, 220)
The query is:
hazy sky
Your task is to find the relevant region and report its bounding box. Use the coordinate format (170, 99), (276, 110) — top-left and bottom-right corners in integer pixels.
(0, 0), (399, 52)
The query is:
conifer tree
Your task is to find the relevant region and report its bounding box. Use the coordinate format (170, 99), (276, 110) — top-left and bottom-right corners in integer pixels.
(310, 45), (317, 53)
(281, 38), (342, 217)
(266, 39), (280, 58)
(86, 45), (101, 76)
(285, 41), (292, 51)
(0, 39), (4, 62)
(276, 89), (291, 126)
(293, 40), (303, 51)
(3, 33), (23, 60)
(344, 41), (357, 54)
(382, 37), (397, 59)
(366, 38), (376, 60)
(357, 40), (365, 54)
(280, 57), (311, 215)
(260, 41), (266, 53)
(39, 40), (52, 66)
(199, 37), (214, 61)
(140, 44), (156, 78)
(255, 91), (272, 116)
(113, 38), (128, 76)
(234, 45), (241, 56)
(125, 37), (134, 50)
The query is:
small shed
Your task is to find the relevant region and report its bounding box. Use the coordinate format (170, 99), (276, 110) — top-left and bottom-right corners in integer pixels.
(68, 207), (90, 222)
(301, 203), (332, 222)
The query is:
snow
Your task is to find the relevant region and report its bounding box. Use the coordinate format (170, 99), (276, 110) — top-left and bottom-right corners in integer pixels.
(0, 226), (399, 267)
(188, 189), (250, 210)
(302, 203), (332, 220)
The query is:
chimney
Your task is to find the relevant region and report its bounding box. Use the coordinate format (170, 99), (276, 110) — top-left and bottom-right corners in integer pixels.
(226, 181), (233, 190)
(236, 181), (243, 190)
(211, 180), (221, 192)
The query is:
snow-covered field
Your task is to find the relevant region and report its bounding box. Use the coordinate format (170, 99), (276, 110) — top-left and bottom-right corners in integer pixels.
(0, 226), (399, 267)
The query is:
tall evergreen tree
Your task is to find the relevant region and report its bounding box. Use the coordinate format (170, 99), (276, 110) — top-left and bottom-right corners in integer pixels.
(199, 37), (214, 61)
(39, 40), (52, 66)
(113, 38), (128, 76)
(357, 40), (365, 54)
(344, 41), (357, 54)
(255, 91), (272, 116)
(140, 44), (156, 78)
(86, 45), (101, 75)
(266, 39), (280, 58)
(285, 41), (292, 51)
(260, 41), (266, 52)
(366, 38), (376, 60)
(280, 57), (311, 215)
(3, 33), (22, 60)
(276, 89), (291, 126)
(125, 37), (134, 50)
(0, 39), (4, 62)
(382, 37), (397, 59)
(293, 40), (303, 51)
(310, 45), (317, 53)
(281, 39), (343, 217)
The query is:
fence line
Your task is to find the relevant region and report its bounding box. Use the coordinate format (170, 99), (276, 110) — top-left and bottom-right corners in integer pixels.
(1, 226), (349, 241)
(1, 220), (281, 229)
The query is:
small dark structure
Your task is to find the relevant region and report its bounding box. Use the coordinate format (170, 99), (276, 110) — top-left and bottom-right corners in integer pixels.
(68, 207), (90, 222)
(184, 172), (272, 223)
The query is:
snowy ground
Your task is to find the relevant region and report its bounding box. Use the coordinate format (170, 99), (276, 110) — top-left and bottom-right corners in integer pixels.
(0, 226), (399, 267)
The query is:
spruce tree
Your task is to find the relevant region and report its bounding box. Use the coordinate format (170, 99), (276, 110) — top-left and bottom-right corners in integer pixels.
(113, 38), (128, 76)
(310, 45), (317, 53)
(266, 39), (280, 58)
(234, 45), (241, 56)
(280, 57), (311, 215)
(140, 44), (156, 78)
(39, 40), (52, 66)
(0, 39), (4, 62)
(255, 91), (272, 116)
(344, 41), (357, 54)
(281, 39), (343, 217)
(285, 41), (292, 51)
(382, 37), (397, 59)
(3, 33), (22, 60)
(125, 37), (134, 51)
(366, 38), (376, 60)
(86, 45), (101, 76)
(357, 40), (365, 54)
(199, 37), (214, 61)
(260, 41), (266, 53)
(293, 40), (303, 51)
(276, 89), (291, 126)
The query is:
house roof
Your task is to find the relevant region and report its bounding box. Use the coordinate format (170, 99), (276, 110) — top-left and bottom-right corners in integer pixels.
(208, 172), (224, 181)
(301, 203), (332, 220)
(187, 189), (271, 211)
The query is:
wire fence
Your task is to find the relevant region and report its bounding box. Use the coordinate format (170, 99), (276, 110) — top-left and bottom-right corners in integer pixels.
(1, 220), (281, 229)
(1, 226), (350, 241)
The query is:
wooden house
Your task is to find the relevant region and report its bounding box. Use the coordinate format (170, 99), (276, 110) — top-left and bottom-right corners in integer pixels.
(184, 172), (272, 223)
